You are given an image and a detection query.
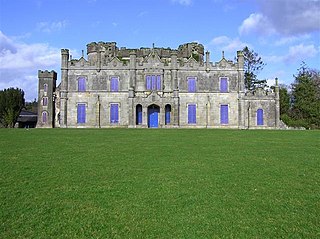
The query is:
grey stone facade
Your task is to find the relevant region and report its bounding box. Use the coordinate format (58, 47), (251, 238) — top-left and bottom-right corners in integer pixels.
(37, 41), (280, 129)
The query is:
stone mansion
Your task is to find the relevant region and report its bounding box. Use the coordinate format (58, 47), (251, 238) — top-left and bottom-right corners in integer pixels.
(37, 41), (280, 129)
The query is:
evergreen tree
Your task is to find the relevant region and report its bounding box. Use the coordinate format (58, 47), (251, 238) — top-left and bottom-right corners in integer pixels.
(290, 63), (320, 129)
(243, 46), (266, 90)
(0, 88), (25, 128)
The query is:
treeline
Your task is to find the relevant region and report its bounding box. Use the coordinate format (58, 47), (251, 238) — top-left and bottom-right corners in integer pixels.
(279, 63), (320, 129)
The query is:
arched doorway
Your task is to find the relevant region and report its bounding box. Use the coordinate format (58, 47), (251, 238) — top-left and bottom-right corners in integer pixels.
(148, 104), (160, 128)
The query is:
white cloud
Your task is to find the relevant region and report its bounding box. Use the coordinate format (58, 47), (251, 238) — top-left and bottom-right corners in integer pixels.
(284, 43), (318, 63)
(274, 35), (311, 46)
(209, 36), (248, 53)
(0, 31), (60, 101)
(239, 13), (275, 36)
(36, 20), (68, 33)
(264, 43), (319, 64)
(240, 0), (320, 36)
(171, 0), (192, 6)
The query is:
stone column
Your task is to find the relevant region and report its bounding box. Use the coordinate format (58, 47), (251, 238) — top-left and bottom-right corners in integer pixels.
(275, 78), (280, 128)
(60, 49), (69, 128)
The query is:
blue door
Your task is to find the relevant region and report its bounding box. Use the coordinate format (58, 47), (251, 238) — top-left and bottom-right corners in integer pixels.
(148, 105), (159, 128)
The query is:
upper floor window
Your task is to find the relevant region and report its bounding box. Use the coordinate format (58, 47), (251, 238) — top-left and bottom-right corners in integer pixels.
(110, 77), (119, 92)
(188, 77), (196, 92)
(188, 104), (196, 124)
(42, 97), (48, 106)
(220, 77), (228, 93)
(146, 75), (161, 90)
(257, 109), (264, 125)
(43, 84), (48, 92)
(78, 77), (86, 92)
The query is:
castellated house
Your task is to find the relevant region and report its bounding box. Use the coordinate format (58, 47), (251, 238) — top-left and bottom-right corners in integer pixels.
(37, 41), (280, 129)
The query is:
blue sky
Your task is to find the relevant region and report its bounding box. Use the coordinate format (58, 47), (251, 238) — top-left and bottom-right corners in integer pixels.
(0, 0), (319, 101)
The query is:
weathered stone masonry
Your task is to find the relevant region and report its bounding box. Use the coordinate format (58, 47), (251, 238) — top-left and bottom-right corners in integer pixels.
(37, 41), (280, 129)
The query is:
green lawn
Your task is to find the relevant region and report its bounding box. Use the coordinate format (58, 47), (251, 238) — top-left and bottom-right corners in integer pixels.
(0, 129), (319, 238)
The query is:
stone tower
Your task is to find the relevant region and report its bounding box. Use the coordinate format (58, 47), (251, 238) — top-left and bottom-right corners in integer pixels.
(37, 70), (57, 128)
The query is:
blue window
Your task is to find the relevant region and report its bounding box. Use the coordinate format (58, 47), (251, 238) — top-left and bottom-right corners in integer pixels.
(188, 104), (196, 124)
(110, 104), (119, 123)
(146, 75), (161, 90)
(220, 105), (229, 124)
(42, 111), (47, 123)
(42, 97), (48, 106)
(77, 104), (86, 123)
(156, 75), (161, 90)
(165, 104), (171, 125)
(220, 77), (228, 93)
(44, 84), (48, 92)
(188, 77), (196, 92)
(146, 76), (152, 90)
(110, 77), (119, 92)
(136, 104), (142, 125)
(257, 109), (264, 125)
(78, 77), (86, 92)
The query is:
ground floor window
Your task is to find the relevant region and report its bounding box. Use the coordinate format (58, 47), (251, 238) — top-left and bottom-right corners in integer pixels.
(188, 104), (196, 124)
(77, 104), (86, 123)
(165, 104), (171, 125)
(110, 103), (119, 123)
(257, 108), (264, 125)
(42, 111), (48, 123)
(220, 104), (229, 124)
(136, 104), (142, 125)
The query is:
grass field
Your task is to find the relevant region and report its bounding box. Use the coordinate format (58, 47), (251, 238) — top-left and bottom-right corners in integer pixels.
(0, 129), (319, 238)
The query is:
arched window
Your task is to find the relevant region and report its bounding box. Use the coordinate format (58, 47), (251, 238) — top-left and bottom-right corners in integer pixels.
(257, 109), (264, 125)
(165, 104), (171, 125)
(43, 83), (48, 92)
(42, 111), (48, 123)
(136, 104), (142, 125)
(78, 77), (86, 92)
(42, 97), (48, 106)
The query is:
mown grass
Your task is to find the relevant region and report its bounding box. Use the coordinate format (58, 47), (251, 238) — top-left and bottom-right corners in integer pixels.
(0, 129), (319, 238)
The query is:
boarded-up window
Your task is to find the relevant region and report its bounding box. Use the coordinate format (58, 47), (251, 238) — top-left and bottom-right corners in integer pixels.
(188, 77), (196, 92)
(220, 78), (228, 93)
(220, 105), (229, 124)
(188, 104), (196, 124)
(110, 77), (119, 92)
(78, 78), (86, 92)
(77, 104), (86, 123)
(110, 104), (119, 123)
(257, 109), (264, 125)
